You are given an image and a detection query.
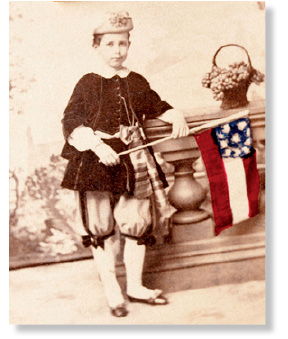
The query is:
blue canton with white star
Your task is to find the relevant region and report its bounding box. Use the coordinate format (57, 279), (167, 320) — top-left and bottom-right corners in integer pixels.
(215, 118), (253, 158)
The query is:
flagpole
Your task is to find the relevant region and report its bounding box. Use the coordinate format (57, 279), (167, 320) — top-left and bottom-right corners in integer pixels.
(118, 109), (249, 156)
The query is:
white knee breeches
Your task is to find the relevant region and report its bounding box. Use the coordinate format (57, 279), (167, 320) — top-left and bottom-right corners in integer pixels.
(75, 191), (152, 239)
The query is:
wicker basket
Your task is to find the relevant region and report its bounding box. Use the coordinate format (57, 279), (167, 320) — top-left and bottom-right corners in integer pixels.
(212, 44), (255, 110)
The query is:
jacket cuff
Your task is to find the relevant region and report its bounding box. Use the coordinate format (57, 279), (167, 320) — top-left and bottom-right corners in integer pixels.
(67, 125), (103, 152)
(157, 109), (186, 124)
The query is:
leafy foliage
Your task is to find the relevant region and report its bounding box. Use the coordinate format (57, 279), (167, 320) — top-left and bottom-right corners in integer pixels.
(9, 155), (84, 263)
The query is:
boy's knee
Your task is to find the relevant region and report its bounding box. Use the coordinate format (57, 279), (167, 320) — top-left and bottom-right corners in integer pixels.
(92, 222), (114, 237)
(114, 195), (152, 240)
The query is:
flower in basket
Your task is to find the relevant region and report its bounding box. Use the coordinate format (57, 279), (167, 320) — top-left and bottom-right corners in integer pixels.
(201, 45), (265, 109)
(202, 61), (264, 102)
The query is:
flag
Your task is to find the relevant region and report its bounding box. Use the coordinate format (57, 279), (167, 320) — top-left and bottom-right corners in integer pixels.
(194, 117), (260, 235)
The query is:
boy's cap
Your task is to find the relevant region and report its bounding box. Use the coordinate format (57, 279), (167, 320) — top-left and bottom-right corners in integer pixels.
(93, 11), (133, 35)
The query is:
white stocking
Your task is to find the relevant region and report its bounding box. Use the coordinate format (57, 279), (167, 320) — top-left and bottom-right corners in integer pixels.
(92, 234), (124, 308)
(124, 237), (159, 299)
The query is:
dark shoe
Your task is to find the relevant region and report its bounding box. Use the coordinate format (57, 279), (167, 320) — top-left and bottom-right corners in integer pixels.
(127, 291), (168, 306)
(110, 304), (128, 317)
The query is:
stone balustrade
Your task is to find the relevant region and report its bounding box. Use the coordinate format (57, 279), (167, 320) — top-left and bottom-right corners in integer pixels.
(143, 100), (265, 236)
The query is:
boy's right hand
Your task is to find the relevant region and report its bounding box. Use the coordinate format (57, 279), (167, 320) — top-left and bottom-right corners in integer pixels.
(93, 143), (120, 166)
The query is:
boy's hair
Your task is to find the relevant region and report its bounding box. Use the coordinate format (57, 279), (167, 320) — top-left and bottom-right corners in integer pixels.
(92, 34), (104, 48)
(92, 33), (130, 48)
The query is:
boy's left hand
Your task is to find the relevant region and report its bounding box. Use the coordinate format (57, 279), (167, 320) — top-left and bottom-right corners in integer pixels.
(171, 118), (190, 139)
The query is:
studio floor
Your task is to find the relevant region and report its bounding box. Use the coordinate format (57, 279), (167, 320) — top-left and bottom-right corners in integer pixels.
(9, 259), (265, 325)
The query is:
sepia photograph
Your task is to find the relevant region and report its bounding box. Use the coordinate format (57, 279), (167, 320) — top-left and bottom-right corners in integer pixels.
(9, 1), (266, 325)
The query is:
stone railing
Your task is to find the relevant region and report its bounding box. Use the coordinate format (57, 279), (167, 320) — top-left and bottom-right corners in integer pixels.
(143, 100), (265, 237)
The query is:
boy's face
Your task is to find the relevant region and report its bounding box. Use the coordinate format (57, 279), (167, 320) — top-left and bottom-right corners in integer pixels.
(97, 33), (130, 70)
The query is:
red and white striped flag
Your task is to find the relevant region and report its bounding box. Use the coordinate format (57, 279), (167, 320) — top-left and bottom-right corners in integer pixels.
(194, 117), (260, 235)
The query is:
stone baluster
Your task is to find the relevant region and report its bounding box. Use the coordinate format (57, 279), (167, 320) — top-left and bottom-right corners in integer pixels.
(167, 158), (208, 224)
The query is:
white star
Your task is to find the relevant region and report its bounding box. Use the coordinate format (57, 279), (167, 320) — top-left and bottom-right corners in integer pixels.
(237, 121), (247, 131)
(217, 132), (225, 139)
(222, 124), (230, 134)
(220, 139), (229, 148)
(244, 137), (252, 146)
(223, 148), (231, 157)
(231, 133), (241, 143)
(242, 146), (250, 154)
(233, 148), (241, 157)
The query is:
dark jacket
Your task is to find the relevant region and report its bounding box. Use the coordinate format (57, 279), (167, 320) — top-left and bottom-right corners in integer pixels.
(61, 71), (172, 192)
